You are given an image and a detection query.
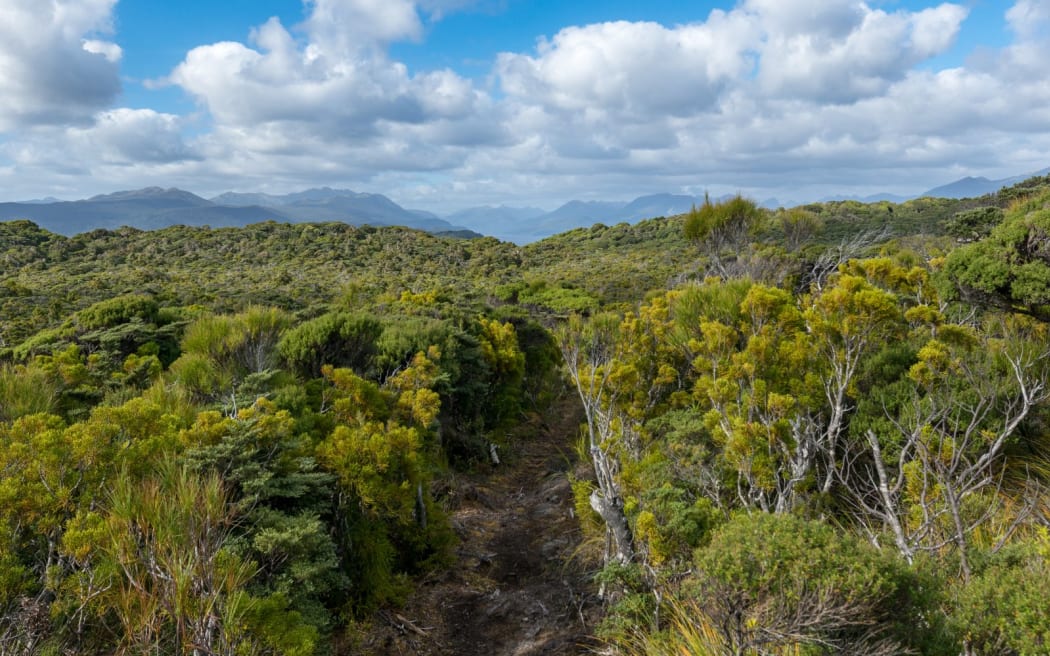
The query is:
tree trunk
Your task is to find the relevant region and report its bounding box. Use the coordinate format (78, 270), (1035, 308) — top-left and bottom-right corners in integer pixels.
(589, 488), (634, 565)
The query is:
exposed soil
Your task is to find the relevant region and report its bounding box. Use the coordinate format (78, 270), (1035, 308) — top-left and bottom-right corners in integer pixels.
(358, 395), (603, 655)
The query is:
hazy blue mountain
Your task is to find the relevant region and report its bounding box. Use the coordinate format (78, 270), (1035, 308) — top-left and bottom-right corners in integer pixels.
(861, 193), (913, 203)
(210, 191), (282, 206)
(279, 187), (363, 204)
(922, 168), (1050, 199)
(87, 187), (211, 206)
(446, 205), (546, 226)
(17, 167), (1050, 244)
(0, 187), (469, 236)
(922, 177), (1000, 199)
(469, 195), (716, 243)
(0, 188), (288, 235)
(281, 193), (410, 223)
(210, 187), (363, 207)
(213, 187), (467, 232)
(453, 200), (626, 243)
(495, 194), (731, 243)
(533, 200), (628, 234)
(620, 193), (703, 221)
(441, 206), (549, 242)
(408, 208), (445, 221)
(17, 196), (64, 204)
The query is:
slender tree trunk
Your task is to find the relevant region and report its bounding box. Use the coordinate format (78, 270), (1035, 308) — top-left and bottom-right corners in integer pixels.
(559, 318), (635, 567)
(589, 488), (634, 565)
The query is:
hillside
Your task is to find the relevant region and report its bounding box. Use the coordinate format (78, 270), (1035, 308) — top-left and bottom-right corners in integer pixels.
(2, 174), (1050, 655)
(6, 174), (1050, 348)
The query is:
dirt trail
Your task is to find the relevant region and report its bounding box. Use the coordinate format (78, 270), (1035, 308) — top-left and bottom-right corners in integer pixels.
(360, 396), (602, 655)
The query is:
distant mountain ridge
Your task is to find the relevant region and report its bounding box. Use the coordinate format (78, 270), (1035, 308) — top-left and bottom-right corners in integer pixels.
(444, 205), (546, 226)
(0, 188), (290, 236)
(0, 187), (711, 243)
(17, 196), (64, 205)
(920, 167), (1050, 199)
(0, 187), (471, 237)
(3, 166), (1048, 241)
(456, 193), (720, 242)
(211, 187), (466, 233)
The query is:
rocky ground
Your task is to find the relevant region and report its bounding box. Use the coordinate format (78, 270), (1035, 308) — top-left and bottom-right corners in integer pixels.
(358, 396), (603, 655)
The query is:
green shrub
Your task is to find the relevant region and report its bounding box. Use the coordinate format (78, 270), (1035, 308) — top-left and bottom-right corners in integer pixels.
(689, 513), (950, 655)
(955, 535), (1050, 654)
(74, 294), (159, 330)
(279, 312), (382, 378)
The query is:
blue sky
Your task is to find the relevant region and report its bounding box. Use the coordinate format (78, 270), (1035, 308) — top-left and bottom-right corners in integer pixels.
(1, 0), (1047, 211)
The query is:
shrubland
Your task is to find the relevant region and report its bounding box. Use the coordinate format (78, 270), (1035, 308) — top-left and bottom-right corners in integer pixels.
(561, 177), (1050, 655)
(0, 174), (1048, 654)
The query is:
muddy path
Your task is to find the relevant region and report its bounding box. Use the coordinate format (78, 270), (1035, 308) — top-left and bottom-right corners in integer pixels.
(359, 395), (603, 655)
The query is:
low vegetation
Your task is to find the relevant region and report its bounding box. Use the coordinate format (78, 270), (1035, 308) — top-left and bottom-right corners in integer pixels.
(0, 174), (1048, 654)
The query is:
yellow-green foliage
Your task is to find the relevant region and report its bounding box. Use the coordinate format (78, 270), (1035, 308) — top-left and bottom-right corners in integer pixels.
(0, 175), (1048, 653)
(955, 530), (1050, 653)
(943, 189), (1050, 320)
(0, 363), (60, 420)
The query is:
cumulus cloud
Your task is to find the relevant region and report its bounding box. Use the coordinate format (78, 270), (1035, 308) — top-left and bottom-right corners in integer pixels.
(416, 0), (496, 19)
(5, 0), (1050, 209)
(67, 109), (198, 164)
(303, 0), (422, 54)
(497, 15), (757, 119)
(497, 1), (968, 117)
(129, 0), (1049, 205)
(3, 109), (196, 187)
(82, 39), (123, 63)
(133, 0), (1014, 203)
(998, 0), (1050, 78)
(169, 0), (493, 153)
(0, 0), (122, 130)
(483, 0), (990, 199)
(1006, 0), (1050, 37)
(753, 1), (969, 102)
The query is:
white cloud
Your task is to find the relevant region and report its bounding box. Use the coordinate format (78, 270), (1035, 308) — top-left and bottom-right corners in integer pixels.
(483, 0), (985, 199)
(1006, 0), (1050, 37)
(744, 0), (863, 40)
(4, 0), (1050, 211)
(67, 109), (197, 164)
(743, 0), (968, 103)
(495, 1), (968, 120)
(999, 0), (1050, 78)
(416, 0), (497, 19)
(82, 39), (123, 63)
(159, 0), (513, 193)
(304, 0), (422, 55)
(0, 0), (121, 130)
(497, 14), (757, 118)
(2, 109), (196, 192)
(169, 6), (485, 142)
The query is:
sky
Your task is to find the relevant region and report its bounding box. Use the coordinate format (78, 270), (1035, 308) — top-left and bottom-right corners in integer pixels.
(0, 0), (1048, 212)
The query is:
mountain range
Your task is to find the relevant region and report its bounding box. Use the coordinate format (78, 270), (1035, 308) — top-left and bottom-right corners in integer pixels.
(2, 168), (1047, 242)
(468, 194), (724, 242)
(0, 187), (472, 238)
(920, 168), (1050, 199)
(0, 187), (713, 243)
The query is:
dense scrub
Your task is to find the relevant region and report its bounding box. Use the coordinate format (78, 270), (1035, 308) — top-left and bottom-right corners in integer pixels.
(561, 181), (1050, 655)
(0, 233), (555, 651)
(1, 174), (1049, 653)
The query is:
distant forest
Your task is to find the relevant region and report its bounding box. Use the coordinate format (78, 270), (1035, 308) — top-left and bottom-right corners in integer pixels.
(1, 174), (1050, 654)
